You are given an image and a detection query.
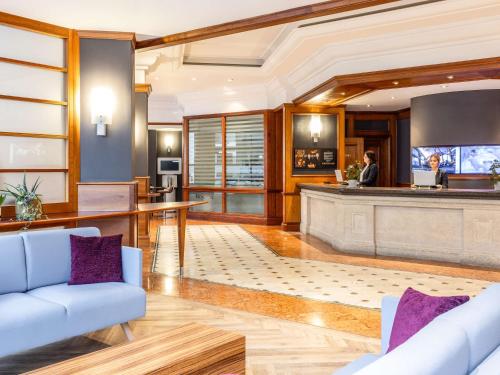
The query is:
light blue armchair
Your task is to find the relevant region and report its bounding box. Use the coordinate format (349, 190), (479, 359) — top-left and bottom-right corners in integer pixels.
(335, 284), (500, 375)
(0, 227), (146, 357)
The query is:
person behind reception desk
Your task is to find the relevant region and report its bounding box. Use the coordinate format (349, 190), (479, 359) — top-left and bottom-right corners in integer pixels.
(429, 153), (449, 188)
(359, 151), (378, 187)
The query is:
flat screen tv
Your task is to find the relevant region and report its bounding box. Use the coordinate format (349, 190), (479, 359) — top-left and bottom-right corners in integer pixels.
(460, 146), (500, 174)
(411, 146), (459, 174)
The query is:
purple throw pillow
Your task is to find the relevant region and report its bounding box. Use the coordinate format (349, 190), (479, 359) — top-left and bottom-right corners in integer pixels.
(69, 234), (124, 285)
(387, 287), (469, 353)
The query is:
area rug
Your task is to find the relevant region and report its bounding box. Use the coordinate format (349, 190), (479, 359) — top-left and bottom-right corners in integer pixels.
(152, 225), (491, 309)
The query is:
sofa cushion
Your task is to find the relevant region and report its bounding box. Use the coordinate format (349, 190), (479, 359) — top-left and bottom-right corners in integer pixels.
(355, 318), (470, 375)
(0, 234), (27, 295)
(69, 234), (123, 285)
(387, 287), (469, 352)
(333, 354), (380, 375)
(28, 282), (146, 336)
(436, 283), (500, 372)
(21, 227), (101, 290)
(0, 293), (67, 357)
(469, 345), (500, 375)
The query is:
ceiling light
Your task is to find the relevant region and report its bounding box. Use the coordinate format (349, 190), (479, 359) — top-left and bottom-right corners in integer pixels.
(391, 96), (396, 100)
(227, 78), (234, 82)
(191, 77), (197, 81)
(447, 75), (454, 80)
(392, 81), (399, 86)
(366, 104), (372, 108)
(441, 84), (448, 88)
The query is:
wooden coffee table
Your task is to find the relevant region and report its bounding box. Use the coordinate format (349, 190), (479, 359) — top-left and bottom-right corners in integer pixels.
(26, 323), (245, 375)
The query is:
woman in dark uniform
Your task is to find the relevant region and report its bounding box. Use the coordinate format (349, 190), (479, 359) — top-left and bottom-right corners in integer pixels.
(429, 153), (448, 188)
(359, 151), (378, 187)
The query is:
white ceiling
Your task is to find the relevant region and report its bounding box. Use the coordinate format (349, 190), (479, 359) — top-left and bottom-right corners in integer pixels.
(344, 80), (500, 111)
(0, 0), (320, 36)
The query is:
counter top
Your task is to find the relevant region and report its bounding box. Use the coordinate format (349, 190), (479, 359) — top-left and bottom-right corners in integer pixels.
(298, 183), (500, 200)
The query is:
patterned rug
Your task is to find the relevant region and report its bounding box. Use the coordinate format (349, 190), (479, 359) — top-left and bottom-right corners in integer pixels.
(152, 225), (491, 309)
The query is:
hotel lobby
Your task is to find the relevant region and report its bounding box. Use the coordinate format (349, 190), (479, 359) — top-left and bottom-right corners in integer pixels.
(0, 1), (499, 374)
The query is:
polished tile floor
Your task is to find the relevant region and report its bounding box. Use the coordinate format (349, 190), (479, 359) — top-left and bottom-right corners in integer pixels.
(153, 224), (491, 309)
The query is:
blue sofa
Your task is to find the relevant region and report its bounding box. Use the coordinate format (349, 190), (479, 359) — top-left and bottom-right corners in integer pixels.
(336, 283), (500, 375)
(0, 227), (146, 357)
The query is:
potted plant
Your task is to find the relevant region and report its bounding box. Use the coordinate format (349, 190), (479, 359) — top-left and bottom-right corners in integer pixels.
(490, 160), (500, 191)
(346, 163), (362, 188)
(0, 194), (5, 218)
(0, 175), (43, 221)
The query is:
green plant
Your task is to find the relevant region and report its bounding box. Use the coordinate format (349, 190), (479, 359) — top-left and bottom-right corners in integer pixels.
(346, 162), (362, 180)
(0, 194), (5, 206)
(490, 160), (500, 184)
(0, 174), (42, 205)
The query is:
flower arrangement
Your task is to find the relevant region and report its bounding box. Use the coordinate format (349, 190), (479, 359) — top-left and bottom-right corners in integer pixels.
(490, 160), (500, 190)
(346, 162), (362, 181)
(0, 174), (43, 221)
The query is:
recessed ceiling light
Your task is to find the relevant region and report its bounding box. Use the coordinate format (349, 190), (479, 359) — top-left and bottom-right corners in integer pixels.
(447, 75), (454, 80)
(366, 104), (372, 108)
(392, 81), (399, 86)
(340, 92), (346, 96)
(391, 96), (396, 100)
(191, 77), (197, 81)
(441, 84), (448, 88)
(227, 78), (234, 82)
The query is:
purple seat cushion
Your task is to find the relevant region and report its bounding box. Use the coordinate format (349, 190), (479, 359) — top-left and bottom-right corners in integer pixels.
(69, 234), (123, 285)
(387, 287), (469, 353)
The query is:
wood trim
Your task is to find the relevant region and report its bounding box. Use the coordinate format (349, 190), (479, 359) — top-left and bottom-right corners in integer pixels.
(136, 0), (398, 50)
(182, 118), (189, 192)
(184, 186), (265, 194)
(0, 132), (67, 139)
(184, 109), (267, 120)
(0, 11), (69, 38)
(0, 168), (68, 173)
(77, 30), (136, 48)
(188, 211), (267, 224)
(0, 56), (66, 72)
(67, 29), (80, 211)
(135, 83), (152, 96)
(148, 122), (183, 126)
(0, 94), (67, 106)
(295, 57), (500, 106)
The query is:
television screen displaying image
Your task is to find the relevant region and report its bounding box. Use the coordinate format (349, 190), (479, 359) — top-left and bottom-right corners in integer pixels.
(412, 146), (459, 174)
(460, 146), (500, 174)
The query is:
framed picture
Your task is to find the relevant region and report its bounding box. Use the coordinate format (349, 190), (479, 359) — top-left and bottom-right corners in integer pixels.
(294, 148), (337, 170)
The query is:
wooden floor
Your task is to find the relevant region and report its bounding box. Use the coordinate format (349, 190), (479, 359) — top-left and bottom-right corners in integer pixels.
(1, 217), (498, 374)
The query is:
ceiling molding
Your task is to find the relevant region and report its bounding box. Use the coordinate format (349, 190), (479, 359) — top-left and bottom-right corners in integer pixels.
(0, 10), (69, 38)
(294, 56), (500, 106)
(78, 30), (136, 48)
(135, 0), (400, 51)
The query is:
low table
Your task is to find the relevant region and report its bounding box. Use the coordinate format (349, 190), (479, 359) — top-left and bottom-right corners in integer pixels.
(26, 323), (245, 375)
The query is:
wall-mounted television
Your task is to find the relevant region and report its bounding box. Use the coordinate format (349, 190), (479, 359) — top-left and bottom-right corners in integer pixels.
(412, 145), (500, 174)
(412, 146), (459, 174)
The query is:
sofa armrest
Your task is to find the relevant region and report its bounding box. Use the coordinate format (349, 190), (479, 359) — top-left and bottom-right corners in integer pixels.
(121, 246), (143, 288)
(380, 296), (400, 354)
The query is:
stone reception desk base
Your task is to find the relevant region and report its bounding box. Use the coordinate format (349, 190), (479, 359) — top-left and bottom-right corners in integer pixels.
(299, 184), (500, 268)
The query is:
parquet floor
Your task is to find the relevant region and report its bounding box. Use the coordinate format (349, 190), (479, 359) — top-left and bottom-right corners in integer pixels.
(0, 294), (379, 375)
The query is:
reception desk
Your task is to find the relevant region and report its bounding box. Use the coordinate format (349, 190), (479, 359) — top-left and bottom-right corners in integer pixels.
(299, 184), (500, 268)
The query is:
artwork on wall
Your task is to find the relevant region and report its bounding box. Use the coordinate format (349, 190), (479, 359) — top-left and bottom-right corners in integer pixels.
(294, 148), (337, 170)
(292, 114), (338, 175)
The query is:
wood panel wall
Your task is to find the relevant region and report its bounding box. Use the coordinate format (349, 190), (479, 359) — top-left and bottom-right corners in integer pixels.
(282, 104), (345, 231)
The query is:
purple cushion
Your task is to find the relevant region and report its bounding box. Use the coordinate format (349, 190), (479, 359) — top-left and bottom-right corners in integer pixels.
(69, 234), (123, 285)
(387, 287), (469, 353)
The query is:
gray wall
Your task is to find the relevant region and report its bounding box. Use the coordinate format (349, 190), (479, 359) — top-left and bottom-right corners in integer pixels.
(134, 92), (148, 177)
(148, 130), (157, 187)
(397, 118), (411, 184)
(80, 39), (135, 182)
(411, 90), (500, 147)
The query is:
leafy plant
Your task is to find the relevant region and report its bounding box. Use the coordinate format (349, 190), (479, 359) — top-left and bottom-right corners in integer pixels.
(0, 194), (5, 206)
(346, 162), (362, 180)
(490, 160), (500, 184)
(0, 174), (42, 204)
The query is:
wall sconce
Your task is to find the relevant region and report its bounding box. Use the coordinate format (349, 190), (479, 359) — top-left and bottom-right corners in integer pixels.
(164, 135), (174, 153)
(90, 87), (115, 136)
(309, 115), (322, 143)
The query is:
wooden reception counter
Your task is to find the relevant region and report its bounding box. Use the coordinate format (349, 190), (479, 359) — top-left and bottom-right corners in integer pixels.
(298, 183), (500, 268)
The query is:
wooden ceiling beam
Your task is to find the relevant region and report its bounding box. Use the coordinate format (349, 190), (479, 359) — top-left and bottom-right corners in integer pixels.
(294, 56), (500, 105)
(135, 0), (399, 51)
